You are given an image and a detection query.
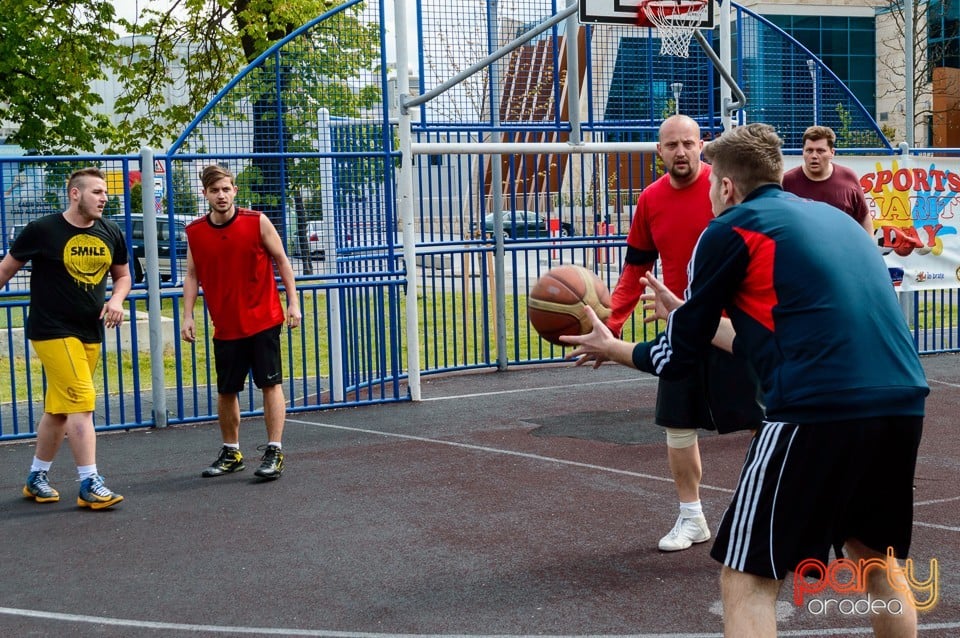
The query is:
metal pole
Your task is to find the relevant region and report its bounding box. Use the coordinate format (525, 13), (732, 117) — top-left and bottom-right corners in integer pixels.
(905, 0), (914, 146)
(694, 30), (746, 117)
(488, 0), (508, 371)
(565, 0), (582, 145)
(395, 0), (422, 401)
(140, 148), (167, 427)
(318, 108), (344, 402)
(719, 0), (733, 130)
(410, 141), (660, 155)
(897, 141), (915, 327)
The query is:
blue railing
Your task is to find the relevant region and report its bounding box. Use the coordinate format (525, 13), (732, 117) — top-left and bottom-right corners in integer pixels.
(1, 0), (957, 439)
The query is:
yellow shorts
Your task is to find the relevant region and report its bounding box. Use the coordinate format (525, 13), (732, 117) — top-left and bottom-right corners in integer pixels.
(31, 338), (101, 414)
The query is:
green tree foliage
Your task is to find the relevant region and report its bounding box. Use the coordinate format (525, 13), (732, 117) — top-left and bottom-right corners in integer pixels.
(117, 1), (383, 274)
(170, 167), (199, 217)
(112, 0), (381, 154)
(0, 1), (118, 151)
(1, 0), (382, 154)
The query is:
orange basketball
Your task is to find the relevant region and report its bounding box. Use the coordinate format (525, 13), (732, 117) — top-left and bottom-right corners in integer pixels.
(527, 265), (612, 345)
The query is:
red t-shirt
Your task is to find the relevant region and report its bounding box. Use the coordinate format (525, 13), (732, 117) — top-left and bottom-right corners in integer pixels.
(608, 164), (714, 335)
(781, 163), (869, 225)
(185, 208), (284, 340)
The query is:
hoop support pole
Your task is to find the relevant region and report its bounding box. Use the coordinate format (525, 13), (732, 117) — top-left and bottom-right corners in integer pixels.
(693, 30), (746, 116)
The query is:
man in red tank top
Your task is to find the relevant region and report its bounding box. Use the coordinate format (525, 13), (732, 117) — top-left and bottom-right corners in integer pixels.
(181, 164), (301, 481)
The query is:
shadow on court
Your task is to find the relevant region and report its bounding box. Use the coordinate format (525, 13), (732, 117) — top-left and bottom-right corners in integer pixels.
(0, 356), (958, 637)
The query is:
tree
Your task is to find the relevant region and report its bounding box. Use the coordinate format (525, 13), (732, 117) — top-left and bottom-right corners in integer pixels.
(114, 0), (382, 274)
(3, 1), (384, 274)
(111, 0), (380, 151)
(876, 0), (960, 145)
(0, 1), (381, 154)
(0, 1), (118, 152)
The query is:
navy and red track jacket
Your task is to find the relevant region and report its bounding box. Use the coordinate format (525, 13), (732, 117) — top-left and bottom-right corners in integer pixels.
(633, 184), (928, 424)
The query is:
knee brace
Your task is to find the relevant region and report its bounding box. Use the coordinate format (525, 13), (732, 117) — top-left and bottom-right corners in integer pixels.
(665, 427), (698, 449)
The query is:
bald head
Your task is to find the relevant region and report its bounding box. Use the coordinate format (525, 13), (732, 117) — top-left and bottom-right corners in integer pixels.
(658, 114), (700, 142)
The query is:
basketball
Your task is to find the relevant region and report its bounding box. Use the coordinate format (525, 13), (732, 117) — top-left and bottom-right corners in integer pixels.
(527, 265), (612, 345)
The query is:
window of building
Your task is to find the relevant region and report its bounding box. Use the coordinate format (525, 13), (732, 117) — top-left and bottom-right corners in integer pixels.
(766, 14), (876, 116)
(929, 0), (960, 70)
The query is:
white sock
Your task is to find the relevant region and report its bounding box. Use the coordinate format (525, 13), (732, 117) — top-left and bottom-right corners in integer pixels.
(223, 442), (240, 450)
(31, 457), (53, 473)
(679, 500), (703, 519)
(77, 464), (98, 480)
(267, 441), (282, 449)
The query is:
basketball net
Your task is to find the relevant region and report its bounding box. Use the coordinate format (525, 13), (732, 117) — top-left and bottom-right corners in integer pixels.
(640, 1), (709, 58)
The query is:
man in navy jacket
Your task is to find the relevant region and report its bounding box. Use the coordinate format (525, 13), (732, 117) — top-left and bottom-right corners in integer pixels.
(565, 123), (928, 638)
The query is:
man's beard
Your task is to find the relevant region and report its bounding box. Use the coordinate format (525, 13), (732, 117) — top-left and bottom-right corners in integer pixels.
(668, 162), (692, 180)
(78, 199), (101, 219)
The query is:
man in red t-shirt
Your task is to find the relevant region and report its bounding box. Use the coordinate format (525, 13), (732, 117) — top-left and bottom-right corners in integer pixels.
(181, 164), (301, 481)
(607, 115), (763, 552)
(782, 125), (873, 236)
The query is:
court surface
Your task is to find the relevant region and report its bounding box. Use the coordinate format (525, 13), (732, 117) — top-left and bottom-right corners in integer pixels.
(0, 355), (958, 637)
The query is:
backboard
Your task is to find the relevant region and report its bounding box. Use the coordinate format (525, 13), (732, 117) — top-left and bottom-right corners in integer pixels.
(579, 0), (715, 28)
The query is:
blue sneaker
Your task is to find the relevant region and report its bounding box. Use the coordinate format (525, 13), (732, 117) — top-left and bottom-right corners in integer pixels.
(23, 470), (60, 503)
(77, 474), (123, 510)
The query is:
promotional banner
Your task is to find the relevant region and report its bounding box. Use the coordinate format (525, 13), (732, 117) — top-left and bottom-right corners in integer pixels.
(784, 155), (960, 291)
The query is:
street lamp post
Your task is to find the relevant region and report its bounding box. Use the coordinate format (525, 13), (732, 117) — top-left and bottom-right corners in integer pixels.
(807, 59), (818, 126)
(670, 82), (683, 115)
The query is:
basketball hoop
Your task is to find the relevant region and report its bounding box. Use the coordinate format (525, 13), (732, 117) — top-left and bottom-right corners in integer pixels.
(637, 0), (709, 58)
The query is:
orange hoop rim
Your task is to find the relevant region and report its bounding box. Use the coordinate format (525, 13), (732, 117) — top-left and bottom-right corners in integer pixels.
(636, 0), (709, 29)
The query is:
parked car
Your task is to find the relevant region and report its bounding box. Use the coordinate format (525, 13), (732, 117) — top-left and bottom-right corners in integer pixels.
(2, 199), (59, 261)
(306, 220), (327, 260)
(1, 223), (27, 261)
(112, 213), (197, 284)
(471, 210), (573, 240)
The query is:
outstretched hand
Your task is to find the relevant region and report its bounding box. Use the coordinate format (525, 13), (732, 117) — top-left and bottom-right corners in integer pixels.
(640, 271), (684, 323)
(561, 305), (632, 369)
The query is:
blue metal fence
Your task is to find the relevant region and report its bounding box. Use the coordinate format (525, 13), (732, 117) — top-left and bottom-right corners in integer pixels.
(1, 0), (957, 439)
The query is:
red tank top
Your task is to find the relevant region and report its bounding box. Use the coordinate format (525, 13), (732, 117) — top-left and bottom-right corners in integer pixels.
(185, 208), (283, 340)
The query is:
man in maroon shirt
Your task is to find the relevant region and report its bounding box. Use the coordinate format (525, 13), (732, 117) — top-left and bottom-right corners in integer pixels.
(782, 125), (873, 235)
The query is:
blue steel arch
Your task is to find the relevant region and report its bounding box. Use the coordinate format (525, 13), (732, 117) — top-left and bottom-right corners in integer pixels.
(733, 3), (892, 151)
(167, 0), (386, 156)
(165, 0), (396, 261)
(161, 0), (409, 417)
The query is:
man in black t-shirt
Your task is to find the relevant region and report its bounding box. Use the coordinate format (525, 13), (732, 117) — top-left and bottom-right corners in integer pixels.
(0, 167), (132, 510)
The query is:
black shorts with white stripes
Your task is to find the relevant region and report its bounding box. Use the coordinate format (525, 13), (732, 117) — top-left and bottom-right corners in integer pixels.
(710, 416), (923, 580)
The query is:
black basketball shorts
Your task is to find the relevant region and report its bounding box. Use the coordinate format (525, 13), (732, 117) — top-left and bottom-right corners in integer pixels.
(212, 324), (283, 394)
(710, 415), (923, 580)
(655, 346), (764, 434)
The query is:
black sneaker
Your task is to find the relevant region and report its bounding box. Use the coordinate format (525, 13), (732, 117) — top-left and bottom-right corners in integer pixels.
(201, 446), (245, 477)
(253, 444), (284, 480)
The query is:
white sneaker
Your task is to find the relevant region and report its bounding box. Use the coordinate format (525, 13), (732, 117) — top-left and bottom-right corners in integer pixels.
(658, 514), (711, 552)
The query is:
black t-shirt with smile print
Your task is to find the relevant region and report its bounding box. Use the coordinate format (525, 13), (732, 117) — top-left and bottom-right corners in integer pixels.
(10, 213), (128, 343)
